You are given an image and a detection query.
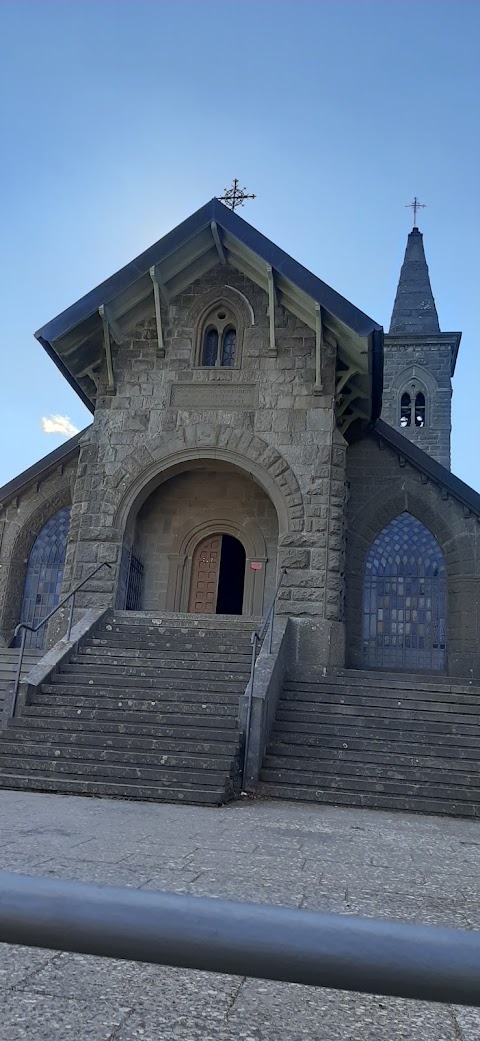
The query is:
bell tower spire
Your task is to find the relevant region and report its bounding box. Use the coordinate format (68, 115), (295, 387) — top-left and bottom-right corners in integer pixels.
(381, 214), (461, 470)
(389, 226), (440, 335)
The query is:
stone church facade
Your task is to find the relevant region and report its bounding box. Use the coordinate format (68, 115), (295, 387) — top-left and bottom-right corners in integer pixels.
(1, 199), (480, 815)
(0, 202), (479, 677)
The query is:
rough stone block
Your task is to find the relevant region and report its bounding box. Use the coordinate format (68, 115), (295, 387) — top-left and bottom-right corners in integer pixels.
(279, 548), (310, 569)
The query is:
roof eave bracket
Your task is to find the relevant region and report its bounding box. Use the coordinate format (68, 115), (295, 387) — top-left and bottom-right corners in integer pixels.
(98, 305), (115, 394)
(211, 221), (227, 265)
(149, 267), (166, 358)
(314, 304), (324, 393)
(266, 265), (277, 357)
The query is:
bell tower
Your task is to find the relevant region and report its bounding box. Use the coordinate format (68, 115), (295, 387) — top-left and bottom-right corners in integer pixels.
(381, 223), (461, 469)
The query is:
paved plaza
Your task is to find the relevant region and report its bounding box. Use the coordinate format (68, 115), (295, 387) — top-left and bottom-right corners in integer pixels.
(0, 791), (479, 1040)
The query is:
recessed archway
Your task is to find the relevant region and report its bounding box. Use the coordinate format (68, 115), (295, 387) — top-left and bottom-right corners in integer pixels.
(117, 460), (277, 617)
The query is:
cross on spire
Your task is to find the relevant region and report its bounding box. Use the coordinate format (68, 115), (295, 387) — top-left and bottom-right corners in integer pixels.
(406, 196), (426, 228)
(218, 179), (256, 211)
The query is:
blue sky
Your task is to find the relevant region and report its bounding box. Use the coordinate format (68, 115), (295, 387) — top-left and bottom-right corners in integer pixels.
(1, 1), (478, 488)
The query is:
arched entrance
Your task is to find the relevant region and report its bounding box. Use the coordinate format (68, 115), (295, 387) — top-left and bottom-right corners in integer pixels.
(363, 512), (446, 671)
(117, 461), (278, 616)
(15, 506), (71, 649)
(188, 534), (246, 615)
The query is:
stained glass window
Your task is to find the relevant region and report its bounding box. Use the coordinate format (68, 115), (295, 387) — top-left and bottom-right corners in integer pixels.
(363, 512), (446, 671)
(16, 507), (71, 649)
(221, 328), (236, 367)
(202, 328), (218, 366)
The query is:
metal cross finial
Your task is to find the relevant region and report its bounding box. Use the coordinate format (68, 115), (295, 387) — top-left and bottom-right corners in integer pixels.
(218, 179), (256, 211)
(406, 196), (426, 227)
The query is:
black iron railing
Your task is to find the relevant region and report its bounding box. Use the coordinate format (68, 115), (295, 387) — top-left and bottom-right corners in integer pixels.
(11, 561), (113, 712)
(1, 872), (479, 1007)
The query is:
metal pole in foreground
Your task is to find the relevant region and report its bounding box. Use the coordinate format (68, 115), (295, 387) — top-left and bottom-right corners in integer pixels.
(1, 872), (480, 1007)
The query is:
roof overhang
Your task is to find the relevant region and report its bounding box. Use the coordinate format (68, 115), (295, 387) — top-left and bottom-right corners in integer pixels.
(0, 430), (86, 508)
(35, 199), (384, 437)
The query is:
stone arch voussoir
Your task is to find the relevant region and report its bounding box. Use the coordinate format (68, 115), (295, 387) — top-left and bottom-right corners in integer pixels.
(112, 423), (304, 538)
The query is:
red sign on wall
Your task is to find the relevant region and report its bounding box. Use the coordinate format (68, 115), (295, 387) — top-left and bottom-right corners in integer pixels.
(250, 562), (262, 571)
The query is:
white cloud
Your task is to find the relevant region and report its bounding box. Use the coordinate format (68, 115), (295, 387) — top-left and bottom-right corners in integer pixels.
(41, 415), (79, 437)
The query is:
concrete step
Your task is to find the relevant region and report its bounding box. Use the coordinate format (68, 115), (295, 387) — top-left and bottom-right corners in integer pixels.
(275, 702), (480, 727)
(53, 669), (247, 694)
(77, 649), (250, 666)
(0, 650), (42, 702)
(0, 740), (234, 771)
(283, 684), (480, 710)
(258, 765), (480, 801)
(0, 772), (228, 805)
(2, 727), (237, 757)
(64, 659), (250, 682)
(90, 637), (252, 656)
(288, 672), (480, 696)
(256, 782), (480, 819)
(261, 755), (480, 789)
(273, 711), (480, 737)
(0, 754), (231, 788)
(268, 728), (479, 754)
(34, 695), (239, 717)
(24, 704), (239, 728)
(39, 683), (242, 705)
(267, 742), (480, 770)
(109, 611), (258, 631)
(11, 716), (238, 743)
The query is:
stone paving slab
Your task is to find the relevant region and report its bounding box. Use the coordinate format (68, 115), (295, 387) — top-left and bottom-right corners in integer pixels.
(0, 790), (479, 1039)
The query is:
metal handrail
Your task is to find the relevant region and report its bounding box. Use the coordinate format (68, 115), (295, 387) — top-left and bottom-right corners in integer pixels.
(10, 561), (113, 710)
(1, 871), (480, 1007)
(242, 568), (286, 787)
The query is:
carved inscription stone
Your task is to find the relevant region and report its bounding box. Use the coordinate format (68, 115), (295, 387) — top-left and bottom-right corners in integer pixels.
(170, 382), (258, 409)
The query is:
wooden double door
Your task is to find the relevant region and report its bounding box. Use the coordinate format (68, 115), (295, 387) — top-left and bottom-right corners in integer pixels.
(188, 534), (246, 615)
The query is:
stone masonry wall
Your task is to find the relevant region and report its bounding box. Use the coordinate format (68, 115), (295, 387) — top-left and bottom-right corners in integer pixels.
(60, 264), (347, 667)
(381, 335), (452, 468)
(346, 433), (480, 678)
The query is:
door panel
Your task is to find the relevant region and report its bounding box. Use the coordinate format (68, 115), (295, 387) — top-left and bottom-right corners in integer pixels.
(188, 535), (222, 613)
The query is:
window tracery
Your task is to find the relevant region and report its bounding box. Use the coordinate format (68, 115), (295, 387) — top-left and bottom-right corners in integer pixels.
(399, 380), (428, 428)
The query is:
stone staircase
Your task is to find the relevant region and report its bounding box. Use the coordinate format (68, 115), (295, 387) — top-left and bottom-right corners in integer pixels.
(0, 612), (254, 805)
(258, 669), (480, 818)
(0, 648), (42, 716)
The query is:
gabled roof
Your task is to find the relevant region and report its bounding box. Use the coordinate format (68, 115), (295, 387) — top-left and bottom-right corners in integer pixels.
(35, 199), (383, 434)
(0, 430), (85, 508)
(372, 419), (480, 517)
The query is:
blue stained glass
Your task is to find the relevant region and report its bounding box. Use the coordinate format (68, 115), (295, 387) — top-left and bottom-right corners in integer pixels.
(16, 507), (71, 649)
(202, 328), (218, 366)
(363, 512), (446, 671)
(221, 328), (236, 367)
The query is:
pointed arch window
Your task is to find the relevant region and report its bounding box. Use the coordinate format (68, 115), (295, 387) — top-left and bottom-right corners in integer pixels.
(363, 512), (446, 671)
(399, 381), (428, 429)
(196, 302), (241, 368)
(15, 507), (71, 649)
